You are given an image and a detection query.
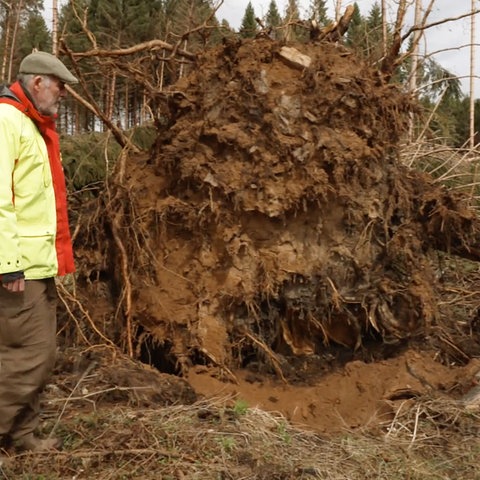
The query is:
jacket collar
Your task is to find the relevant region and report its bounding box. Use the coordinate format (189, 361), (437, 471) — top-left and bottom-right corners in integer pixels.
(9, 81), (56, 130)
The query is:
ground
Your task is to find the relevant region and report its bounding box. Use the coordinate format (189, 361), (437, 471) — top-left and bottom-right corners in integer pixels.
(2, 343), (480, 478)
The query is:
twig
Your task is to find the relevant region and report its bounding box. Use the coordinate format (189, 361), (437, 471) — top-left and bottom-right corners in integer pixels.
(48, 385), (153, 402)
(49, 361), (98, 438)
(56, 281), (116, 348)
(14, 447), (192, 461)
(402, 8), (480, 43)
(243, 331), (287, 384)
(408, 404), (421, 450)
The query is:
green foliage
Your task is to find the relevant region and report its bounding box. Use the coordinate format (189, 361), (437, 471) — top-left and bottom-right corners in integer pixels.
(217, 435), (236, 453)
(277, 420), (292, 444)
(61, 125), (156, 191)
(87, 0), (162, 47)
(17, 12), (52, 58)
(232, 399), (249, 416)
(240, 1), (257, 38)
(427, 95), (475, 148)
(160, 0), (221, 48)
(309, 0), (329, 26)
(265, 0), (281, 32)
(364, 2), (384, 61)
(345, 2), (388, 63)
(345, 3), (364, 49)
(407, 55), (466, 147)
(419, 59), (462, 104)
(284, 0), (307, 41)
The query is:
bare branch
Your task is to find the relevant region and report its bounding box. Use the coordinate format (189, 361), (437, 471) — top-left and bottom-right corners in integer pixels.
(380, 0), (408, 77)
(65, 39), (196, 61)
(402, 8), (480, 43)
(61, 42), (141, 153)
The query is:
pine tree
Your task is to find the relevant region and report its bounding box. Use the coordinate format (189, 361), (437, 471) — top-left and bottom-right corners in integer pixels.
(240, 2), (257, 38)
(284, 0), (305, 42)
(265, 0), (281, 28)
(0, 0), (47, 82)
(160, 0), (221, 49)
(309, 0), (329, 26)
(345, 3), (365, 50)
(17, 11), (51, 58)
(265, 0), (281, 39)
(364, 2), (384, 61)
(345, 2), (386, 63)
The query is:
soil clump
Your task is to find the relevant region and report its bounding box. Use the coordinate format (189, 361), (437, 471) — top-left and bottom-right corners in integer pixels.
(69, 37), (480, 435)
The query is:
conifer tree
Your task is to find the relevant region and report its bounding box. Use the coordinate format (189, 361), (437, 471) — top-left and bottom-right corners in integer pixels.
(345, 2), (386, 63)
(284, 0), (299, 41)
(0, 0), (46, 82)
(240, 1), (257, 38)
(364, 2), (384, 61)
(309, 0), (329, 26)
(161, 0), (221, 48)
(17, 11), (51, 58)
(265, 0), (281, 28)
(284, 0), (308, 41)
(265, 0), (281, 39)
(345, 3), (365, 50)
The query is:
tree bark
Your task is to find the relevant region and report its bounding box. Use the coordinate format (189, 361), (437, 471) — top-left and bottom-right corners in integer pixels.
(1, 1), (12, 81)
(7, 0), (23, 83)
(469, 0), (476, 150)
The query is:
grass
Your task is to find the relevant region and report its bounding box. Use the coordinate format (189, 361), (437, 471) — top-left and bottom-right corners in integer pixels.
(2, 392), (480, 479)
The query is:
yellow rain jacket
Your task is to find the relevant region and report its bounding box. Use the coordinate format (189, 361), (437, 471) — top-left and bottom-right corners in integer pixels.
(0, 82), (74, 279)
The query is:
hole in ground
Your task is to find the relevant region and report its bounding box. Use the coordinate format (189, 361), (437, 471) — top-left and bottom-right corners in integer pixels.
(137, 328), (180, 375)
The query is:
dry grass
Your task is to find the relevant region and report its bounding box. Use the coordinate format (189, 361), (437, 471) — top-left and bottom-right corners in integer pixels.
(2, 387), (480, 480)
(401, 139), (480, 210)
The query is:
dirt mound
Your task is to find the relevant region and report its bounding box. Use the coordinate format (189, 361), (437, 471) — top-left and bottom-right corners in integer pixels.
(68, 37), (480, 435)
(93, 38), (476, 366)
(188, 348), (480, 432)
(54, 347), (197, 407)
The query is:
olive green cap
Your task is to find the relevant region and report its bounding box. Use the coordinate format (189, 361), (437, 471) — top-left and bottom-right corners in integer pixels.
(19, 51), (78, 84)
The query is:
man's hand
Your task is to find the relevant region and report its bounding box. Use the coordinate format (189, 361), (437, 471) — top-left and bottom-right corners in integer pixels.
(1, 271), (25, 292)
(2, 278), (25, 292)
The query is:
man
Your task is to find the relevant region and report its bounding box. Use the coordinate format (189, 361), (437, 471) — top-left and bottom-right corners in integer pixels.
(0, 51), (78, 451)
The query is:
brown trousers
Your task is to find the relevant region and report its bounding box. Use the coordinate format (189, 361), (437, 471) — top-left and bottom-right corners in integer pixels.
(0, 279), (57, 440)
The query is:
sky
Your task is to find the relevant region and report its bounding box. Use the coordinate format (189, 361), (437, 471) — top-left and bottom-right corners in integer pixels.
(215, 0), (479, 95)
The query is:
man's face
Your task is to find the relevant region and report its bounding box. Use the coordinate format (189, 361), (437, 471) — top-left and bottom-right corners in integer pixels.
(33, 75), (67, 116)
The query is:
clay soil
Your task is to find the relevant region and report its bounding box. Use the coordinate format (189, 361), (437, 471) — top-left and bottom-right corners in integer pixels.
(3, 38), (480, 478)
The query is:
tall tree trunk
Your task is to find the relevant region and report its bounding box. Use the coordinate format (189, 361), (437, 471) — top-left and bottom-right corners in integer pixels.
(334, 0), (342, 21)
(469, 0), (476, 150)
(124, 81), (129, 129)
(106, 73), (116, 129)
(381, 0), (387, 59)
(1, 2), (12, 81)
(52, 0), (58, 54)
(408, 0), (422, 140)
(7, 0), (23, 83)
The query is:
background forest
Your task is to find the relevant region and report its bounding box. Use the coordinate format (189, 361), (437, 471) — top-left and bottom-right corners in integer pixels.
(0, 0), (476, 148)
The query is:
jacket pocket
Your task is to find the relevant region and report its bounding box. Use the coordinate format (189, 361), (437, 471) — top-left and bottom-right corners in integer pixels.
(18, 230), (57, 277)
